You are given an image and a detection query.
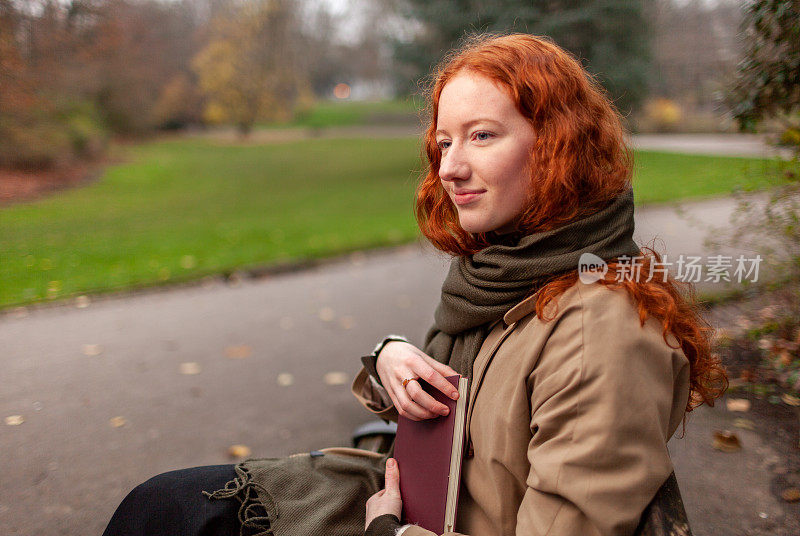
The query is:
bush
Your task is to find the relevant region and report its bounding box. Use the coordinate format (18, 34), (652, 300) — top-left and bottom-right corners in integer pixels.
(0, 117), (72, 170)
(59, 101), (109, 159)
(0, 100), (109, 170)
(779, 126), (800, 148)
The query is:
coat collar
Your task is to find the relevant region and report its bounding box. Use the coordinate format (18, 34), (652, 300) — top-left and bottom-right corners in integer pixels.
(502, 289), (543, 325)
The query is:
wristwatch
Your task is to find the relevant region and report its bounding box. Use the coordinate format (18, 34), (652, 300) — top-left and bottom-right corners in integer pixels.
(360, 334), (409, 387)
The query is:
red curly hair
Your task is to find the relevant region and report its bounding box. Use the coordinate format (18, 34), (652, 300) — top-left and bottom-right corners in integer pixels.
(414, 32), (726, 413)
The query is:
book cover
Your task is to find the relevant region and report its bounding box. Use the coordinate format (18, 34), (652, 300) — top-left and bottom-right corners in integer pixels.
(393, 374), (469, 534)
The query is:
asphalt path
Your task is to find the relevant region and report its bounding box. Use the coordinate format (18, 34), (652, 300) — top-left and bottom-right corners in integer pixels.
(2, 134), (797, 535)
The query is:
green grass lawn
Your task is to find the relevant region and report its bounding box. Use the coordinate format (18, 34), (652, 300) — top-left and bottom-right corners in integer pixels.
(0, 135), (779, 310)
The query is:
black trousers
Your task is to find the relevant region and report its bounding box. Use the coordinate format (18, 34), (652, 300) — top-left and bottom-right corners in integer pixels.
(102, 464), (254, 536)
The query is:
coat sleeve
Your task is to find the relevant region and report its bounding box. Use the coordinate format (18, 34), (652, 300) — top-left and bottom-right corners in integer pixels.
(351, 366), (399, 423)
(395, 285), (690, 536)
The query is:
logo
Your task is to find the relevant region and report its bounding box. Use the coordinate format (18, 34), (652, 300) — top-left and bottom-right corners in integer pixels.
(578, 252), (608, 284)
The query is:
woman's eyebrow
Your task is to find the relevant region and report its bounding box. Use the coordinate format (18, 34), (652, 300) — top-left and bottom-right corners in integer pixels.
(435, 118), (502, 135)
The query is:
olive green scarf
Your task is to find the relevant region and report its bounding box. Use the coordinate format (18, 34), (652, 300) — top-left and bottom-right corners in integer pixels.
(204, 188), (641, 536)
(424, 187), (641, 380)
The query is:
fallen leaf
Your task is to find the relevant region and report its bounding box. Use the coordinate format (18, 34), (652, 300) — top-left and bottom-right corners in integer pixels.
(781, 393), (800, 406)
(726, 398), (751, 412)
(779, 350), (794, 367)
(758, 338), (772, 351)
(318, 307), (335, 322)
(740, 370), (757, 383)
(82, 344), (103, 357)
(277, 373), (294, 386)
(227, 444), (252, 458)
(339, 316), (355, 330)
(349, 251), (366, 266)
(324, 372), (348, 385)
(109, 416), (127, 428)
(5, 415), (24, 426)
(75, 295), (90, 308)
(727, 378), (747, 389)
(227, 271), (242, 286)
(758, 305), (778, 321)
(225, 345), (252, 359)
(733, 418), (755, 430)
(180, 362), (202, 375)
(777, 338), (799, 352)
(180, 255), (197, 269)
(712, 430), (741, 452)
(781, 488), (800, 502)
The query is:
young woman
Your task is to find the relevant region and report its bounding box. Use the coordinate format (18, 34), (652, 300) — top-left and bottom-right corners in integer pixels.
(102, 33), (725, 536)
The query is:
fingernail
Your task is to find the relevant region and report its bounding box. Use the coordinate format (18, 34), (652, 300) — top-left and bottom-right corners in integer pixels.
(440, 407), (449, 416)
(452, 391), (459, 399)
(387, 458), (395, 467)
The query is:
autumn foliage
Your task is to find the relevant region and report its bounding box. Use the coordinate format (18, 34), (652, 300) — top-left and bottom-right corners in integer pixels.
(0, 0), (314, 170)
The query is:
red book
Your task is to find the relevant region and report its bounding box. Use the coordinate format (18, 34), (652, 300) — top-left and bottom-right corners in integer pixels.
(394, 374), (470, 534)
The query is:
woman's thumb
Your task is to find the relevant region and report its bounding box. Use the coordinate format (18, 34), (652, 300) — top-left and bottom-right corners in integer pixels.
(385, 458), (400, 492)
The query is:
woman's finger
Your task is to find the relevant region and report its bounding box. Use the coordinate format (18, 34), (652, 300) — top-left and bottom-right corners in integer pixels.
(416, 350), (460, 379)
(389, 377), (439, 420)
(409, 360), (460, 401)
(405, 379), (450, 416)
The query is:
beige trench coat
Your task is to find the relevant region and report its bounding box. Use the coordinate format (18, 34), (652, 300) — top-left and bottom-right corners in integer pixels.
(351, 281), (690, 536)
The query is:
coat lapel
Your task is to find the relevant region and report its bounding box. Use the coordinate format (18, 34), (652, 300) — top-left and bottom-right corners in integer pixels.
(464, 290), (542, 442)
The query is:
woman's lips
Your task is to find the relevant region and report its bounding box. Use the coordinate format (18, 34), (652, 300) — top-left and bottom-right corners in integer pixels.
(454, 191), (485, 205)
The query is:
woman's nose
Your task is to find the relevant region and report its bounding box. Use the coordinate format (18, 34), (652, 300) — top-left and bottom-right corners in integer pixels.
(438, 144), (469, 182)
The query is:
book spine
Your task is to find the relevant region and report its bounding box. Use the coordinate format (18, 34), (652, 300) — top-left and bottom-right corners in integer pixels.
(444, 377), (470, 532)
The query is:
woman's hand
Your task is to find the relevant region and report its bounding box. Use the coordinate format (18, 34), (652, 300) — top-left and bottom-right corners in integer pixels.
(376, 341), (460, 421)
(365, 458), (403, 531)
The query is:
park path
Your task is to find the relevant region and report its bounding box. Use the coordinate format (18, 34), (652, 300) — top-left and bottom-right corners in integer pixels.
(1, 134), (796, 535)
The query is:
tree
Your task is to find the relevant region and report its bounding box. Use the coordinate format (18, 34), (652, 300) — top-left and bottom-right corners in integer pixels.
(0, 0), (36, 117)
(647, 0), (743, 113)
(726, 0), (800, 135)
(714, 0), (800, 292)
(388, 0), (652, 116)
(192, 0), (311, 136)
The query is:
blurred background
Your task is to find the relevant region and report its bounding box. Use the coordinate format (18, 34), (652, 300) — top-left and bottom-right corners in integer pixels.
(1, 0), (799, 535)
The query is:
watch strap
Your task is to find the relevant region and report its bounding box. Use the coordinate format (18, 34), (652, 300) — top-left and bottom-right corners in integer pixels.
(361, 334), (409, 387)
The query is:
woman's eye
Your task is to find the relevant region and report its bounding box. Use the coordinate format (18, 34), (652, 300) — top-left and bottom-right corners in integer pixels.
(474, 131), (493, 141)
(438, 140), (450, 150)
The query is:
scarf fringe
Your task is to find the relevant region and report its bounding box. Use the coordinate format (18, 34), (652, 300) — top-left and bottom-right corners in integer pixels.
(202, 463), (277, 536)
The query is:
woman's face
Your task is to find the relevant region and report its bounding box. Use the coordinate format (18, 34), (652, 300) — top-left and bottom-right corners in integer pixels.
(435, 70), (536, 235)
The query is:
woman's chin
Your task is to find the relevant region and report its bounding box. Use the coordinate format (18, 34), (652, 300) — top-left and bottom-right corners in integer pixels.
(458, 221), (491, 234)
(458, 218), (512, 235)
